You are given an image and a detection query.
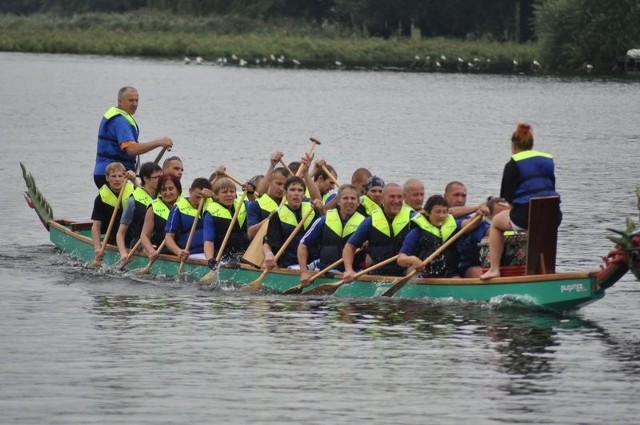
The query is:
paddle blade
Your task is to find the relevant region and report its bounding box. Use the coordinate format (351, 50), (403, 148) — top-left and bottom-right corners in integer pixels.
(283, 284), (303, 295)
(199, 269), (215, 285)
(240, 271), (267, 292)
(302, 281), (343, 296)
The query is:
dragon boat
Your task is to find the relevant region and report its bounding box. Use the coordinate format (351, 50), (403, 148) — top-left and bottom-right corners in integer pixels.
(21, 162), (640, 312)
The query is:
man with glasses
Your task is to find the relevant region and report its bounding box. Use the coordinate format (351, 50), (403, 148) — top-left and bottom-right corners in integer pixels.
(116, 162), (163, 266)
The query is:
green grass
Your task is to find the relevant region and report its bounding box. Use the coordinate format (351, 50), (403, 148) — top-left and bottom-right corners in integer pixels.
(0, 11), (543, 73)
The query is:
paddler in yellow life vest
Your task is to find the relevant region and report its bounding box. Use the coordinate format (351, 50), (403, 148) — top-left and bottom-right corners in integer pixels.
(398, 195), (476, 278)
(402, 178), (426, 213)
(342, 183), (415, 281)
(202, 177), (251, 269)
(297, 184), (365, 287)
(357, 175), (385, 217)
(247, 167), (288, 240)
(93, 86), (173, 188)
(311, 159), (339, 213)
(248, 151), (321, 239)
(91, 162), (135, 264)
(262, 176), (321, 269)
(140, 174), (182, 261)
(164, 177), (212, 261)
(350, 167), (372, 196)
(116, 162), (162, 266)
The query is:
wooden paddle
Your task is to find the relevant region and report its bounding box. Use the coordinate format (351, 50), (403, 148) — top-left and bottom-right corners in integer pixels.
(221, 171), (244, 186)
(92, 182), (128, 268)
(177, 197), (206, 273)
(199, 190), (248, 285)
(241, 137), (321, 267)
(153, 147), (167, 165)
(320, 164), (341, 187)
(283, 246), (364, 295)
(278, 159), (294, 176)
(241, 206), (316, 293)
(302, 254), (400, 296)
(138, 239), (166, 275)
(381, 214), (483, 297)
(118, 238), (143, 271)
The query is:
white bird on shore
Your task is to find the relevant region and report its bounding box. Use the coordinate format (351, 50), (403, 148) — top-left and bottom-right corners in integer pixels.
(195, 56), (203, 65)
(184, 56), (191, 64)
(239, 59), (247, 66)
(292, 59), (301, 66)
(335, 61), (343, 67)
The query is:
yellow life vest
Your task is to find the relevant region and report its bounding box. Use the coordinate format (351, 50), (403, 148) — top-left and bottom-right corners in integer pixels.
(360, 195), (380, 216)
(204, 198), (247, 227)
(371, 204), (413, 237)
(98, 181), (135, 208)
(412, 213), (457, 241)
(324, 208), (365, 238)
(277, 202), (315, 229)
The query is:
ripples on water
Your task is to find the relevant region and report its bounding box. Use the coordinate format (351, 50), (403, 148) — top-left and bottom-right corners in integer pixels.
(2, 53), (640, 424)
(1, 244), (639, 424)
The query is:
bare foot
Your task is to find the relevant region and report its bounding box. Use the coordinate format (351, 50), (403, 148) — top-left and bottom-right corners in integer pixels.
(480, 269), (501, 280)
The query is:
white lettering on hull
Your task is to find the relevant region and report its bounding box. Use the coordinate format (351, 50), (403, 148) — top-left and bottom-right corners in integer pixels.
(560, 283), (587, 293)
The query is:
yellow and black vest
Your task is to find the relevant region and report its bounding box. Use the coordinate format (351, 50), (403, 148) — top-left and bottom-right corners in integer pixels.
(319, 208), (365, 269)
(204, 198), (249, 256)
(368, 205), (413, 275)
(411, 213), (460, 277)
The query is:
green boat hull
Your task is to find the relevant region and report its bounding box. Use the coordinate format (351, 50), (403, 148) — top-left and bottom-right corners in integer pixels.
(49, 220), (211, 280)
(216, 262), (605, 311)
(48, 219), (606, 311)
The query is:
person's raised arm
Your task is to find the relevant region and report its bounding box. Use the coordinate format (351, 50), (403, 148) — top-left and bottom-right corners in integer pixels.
(256, 151), (284, 196)
(300, 152), (321, 201)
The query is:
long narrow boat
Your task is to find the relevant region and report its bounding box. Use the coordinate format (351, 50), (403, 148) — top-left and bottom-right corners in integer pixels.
(21, 163), (640, 312)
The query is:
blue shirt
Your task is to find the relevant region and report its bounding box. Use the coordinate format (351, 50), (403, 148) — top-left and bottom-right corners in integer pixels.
(299, 216), (326, 247)
(165, 202), (204, 254)
(246, 200), (264, 228)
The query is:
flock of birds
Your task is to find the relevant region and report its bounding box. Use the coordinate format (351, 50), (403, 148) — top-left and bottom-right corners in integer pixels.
(182, 54), (595, 74)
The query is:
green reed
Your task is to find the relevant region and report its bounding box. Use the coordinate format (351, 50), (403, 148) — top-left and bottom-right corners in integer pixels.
(0, 11), (541, 72)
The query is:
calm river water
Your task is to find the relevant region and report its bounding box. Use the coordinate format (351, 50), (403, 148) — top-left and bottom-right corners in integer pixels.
(1, 52), (639, 424)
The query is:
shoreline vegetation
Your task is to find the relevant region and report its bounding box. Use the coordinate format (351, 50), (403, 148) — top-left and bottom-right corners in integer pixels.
(0, 11), (625, 76)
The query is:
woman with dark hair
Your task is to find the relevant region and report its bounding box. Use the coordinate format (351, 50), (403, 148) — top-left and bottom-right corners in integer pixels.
(398, 195), (465, 278)
(480, 123), (560, 280)
(140, 174), (183, 260)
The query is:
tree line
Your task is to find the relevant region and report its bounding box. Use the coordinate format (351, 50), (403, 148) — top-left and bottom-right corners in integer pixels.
(2, 0), (639, 70)
(0, 0), (536, 42)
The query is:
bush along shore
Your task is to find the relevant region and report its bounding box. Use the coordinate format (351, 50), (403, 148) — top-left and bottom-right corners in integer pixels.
(0, 11), (620, 76)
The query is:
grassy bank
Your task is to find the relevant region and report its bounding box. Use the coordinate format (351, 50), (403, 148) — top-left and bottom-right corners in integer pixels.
(0, 11), (542, 73)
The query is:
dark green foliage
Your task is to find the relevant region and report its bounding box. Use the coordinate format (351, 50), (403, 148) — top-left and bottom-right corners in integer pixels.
(535, 0), (640, 70)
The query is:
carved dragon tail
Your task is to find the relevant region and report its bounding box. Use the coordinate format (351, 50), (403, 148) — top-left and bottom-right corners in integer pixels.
(20, 162), (54, 229)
